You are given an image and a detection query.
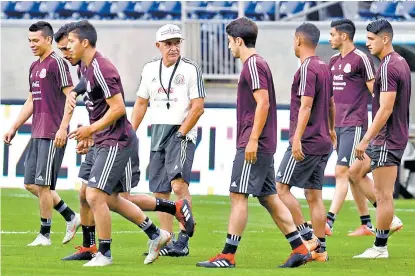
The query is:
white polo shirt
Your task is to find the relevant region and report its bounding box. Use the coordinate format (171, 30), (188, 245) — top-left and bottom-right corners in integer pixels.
(137, 56), (206, 149)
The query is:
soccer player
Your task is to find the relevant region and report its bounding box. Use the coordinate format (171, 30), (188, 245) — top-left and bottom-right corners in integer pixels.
(132, 24), (203, 257)
(276, 22), (335, 262)
(327, 19), (376, 236)
(353, 19), (411, 259)
(3, 21), (81, 246)
(196, 17), (311, 269)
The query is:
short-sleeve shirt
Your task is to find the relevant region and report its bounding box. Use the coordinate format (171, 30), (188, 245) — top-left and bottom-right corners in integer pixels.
(372, 52), (411, 150)
(136, 56), (206, 151)
(290, 56), (332, 155)
(236, 54), (277, 154)
(79, 51), (132, 149)
(29, 52), (73, 139)
(329, 48), (375, 128)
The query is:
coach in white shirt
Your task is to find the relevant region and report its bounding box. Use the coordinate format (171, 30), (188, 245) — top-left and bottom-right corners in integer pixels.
(132, 24), (206, 256)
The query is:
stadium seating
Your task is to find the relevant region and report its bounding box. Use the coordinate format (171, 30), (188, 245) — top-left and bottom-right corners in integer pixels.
(1, 1), (414, 21)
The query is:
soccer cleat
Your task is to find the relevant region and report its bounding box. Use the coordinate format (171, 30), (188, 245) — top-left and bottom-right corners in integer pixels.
(62, 245), (97, 261)
(348, 225), (375, 236)
(62, 213), (81, 244)
(27, 234), (51, 246)
(389, 215), (403, 236)
(353, 245), (388, 259)
(304, 235), (320, 252)
(311, 250), (329, 262)
(159, 233), (176, 256)
(170, 232), (190, 257)
(83, 252), (112, 267)
(144, 229), (171, 264)
(279, 246), (311, 268)
(175, 199), (196, 237)
(196, 253), (235, 268)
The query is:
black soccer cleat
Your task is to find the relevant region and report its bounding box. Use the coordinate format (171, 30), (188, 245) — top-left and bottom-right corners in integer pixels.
(278, 252), (311, 268)
(196, 253), (235, 268)
(61, 245), (97, 261)
(170, 232), (190, 257)
(175, 199), (196, 237)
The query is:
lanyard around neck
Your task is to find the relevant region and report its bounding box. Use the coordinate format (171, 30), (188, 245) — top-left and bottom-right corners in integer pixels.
(159, 56), (181, 109)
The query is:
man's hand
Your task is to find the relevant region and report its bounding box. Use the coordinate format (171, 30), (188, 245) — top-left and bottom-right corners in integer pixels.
(68, 126), (93, 141)
(76, 139), (89, 154)
(54, 128), (67, 148)
(329, 129), (337, 150)
(245, 137), (258, 164)
(292, 137), (305, 162)
(355, 138), (370, 161)
(3, 128), (17, 145)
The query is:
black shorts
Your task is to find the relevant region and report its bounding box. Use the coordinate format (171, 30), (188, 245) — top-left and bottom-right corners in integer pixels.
(24, 138), (65, 190)
(229, 149), (276, 197)
(149, 135), (196, 193)
(335, 126), (366, 167)
(368, 144), (405, 171)
(88, 135), (140, 195)
(276, 146), (329, 190)
(78, 146), (95, 183)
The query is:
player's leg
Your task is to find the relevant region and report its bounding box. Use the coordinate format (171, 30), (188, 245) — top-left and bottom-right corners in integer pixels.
(348, 181), (375, 236)
(326, 165), (348, 234)
(197, 149), (251, 268)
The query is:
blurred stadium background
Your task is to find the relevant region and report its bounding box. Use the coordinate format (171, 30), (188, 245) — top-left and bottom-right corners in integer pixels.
(1, 1), (414, 199)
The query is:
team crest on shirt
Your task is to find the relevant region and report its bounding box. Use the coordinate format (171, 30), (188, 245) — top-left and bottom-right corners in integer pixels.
(343, 63), (351, 73)
(87, 80), (91, 93)
(174, 74), (185, 85)
(39, 68), (47, 78)
(331, 66), (335, 71)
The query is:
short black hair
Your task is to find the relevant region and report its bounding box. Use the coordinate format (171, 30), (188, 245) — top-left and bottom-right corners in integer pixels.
(29, 21), (54, 39)
(69, 20), (97, 47)
(366, 19), (393, 38)
(295, 22), (320, 47)
(331, 19), (356, 40)
(226, 17), (258, 48)
(54, 22), (77, 43)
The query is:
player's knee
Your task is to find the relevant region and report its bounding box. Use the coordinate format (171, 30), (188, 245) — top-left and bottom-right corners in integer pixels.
(24, 184), (37, 194)
(304, 189), (320, 203)
(257, 196), (270, 209)
(38, 185), (50, 195)
(335, 166), (348, 180)
(172, 180), (188, 198)
(79, 185), (88, 204)
(276, 183), (289, 197)
(86, 189), (103, 208)
(348, 167), (359, 184)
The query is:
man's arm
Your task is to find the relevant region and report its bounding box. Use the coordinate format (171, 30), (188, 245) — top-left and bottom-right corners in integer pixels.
(178, 98), (204, 135)
(328, 96), (337, 149)
(131, 96), (149, 131)
(366, 79), (375, 94)
(292, 96), (313, 161)
(55, 91), (77, 147)
(4, 93), (33, 144)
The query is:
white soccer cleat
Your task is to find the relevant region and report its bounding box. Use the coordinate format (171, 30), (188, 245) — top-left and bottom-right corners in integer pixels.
(27, 234), (51, 246)
(353, 245), (388, 259)
(389, 215), (403, 236)
(144, 229), (171, 265)
(83, 252), (112, 267)
(62, 213), (81, 244)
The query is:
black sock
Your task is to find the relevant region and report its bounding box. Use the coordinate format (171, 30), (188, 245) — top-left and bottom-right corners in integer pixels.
(82, 225), (96, 248)
(154, 198), (176, 215)
(139, 217), (160, 240)
(285, 231), (303, 250)
(372, 201), (377, 208)
(297, 222), (313, 241)
(326, 212), (336, 228)
(222, 233), (241, 254)
(98, 239), (111, 257)
(40, 218), (51, 238)
(374, 229), (389, 247)
(54, 200), (75, 222)
(360, 215), (373, 228)
(318, 237), (326, 252)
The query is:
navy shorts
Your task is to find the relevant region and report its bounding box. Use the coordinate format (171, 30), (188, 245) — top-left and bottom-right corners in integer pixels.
(229, 149), (277, 197)
(149, 135), (196, 193)
(276, 146), (329, 190)
(24, 138), (65, 190)
(335, 126), (366, 167)
(368, 144), (405, 171)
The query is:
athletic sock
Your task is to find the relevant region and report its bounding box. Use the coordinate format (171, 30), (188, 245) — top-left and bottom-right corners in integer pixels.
(98, 239), (111, 257)
(326, 212), (336, 228)
(222, 233), (241, 254)
(285, 231), (304, 250)
(360, 215), (373, 228)
(374, 229), (389, 247)
(54, 200), (75, 222)
(82, 225), (96, 247)
(297, 222), (313, 241)
(154, 198), (176, 215)
(40, 218), (51, 238)
(138, 217), (160, 240)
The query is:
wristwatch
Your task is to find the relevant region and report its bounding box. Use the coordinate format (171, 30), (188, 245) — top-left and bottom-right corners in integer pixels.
(176, 131), (185, 140)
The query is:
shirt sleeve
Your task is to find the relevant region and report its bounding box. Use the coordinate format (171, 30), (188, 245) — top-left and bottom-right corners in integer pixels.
(136, 64), (150, 99)
(380, 62), (399, 93)
(188, 63), (206, 99)
(51, 58), (73, 89)
(245, 57), (269, 92)
(297, 60), (317, 98)
(359, 54), (375, 82)
(93, 61), (121, 99)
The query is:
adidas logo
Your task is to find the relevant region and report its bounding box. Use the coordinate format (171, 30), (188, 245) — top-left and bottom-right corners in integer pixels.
(90, 176), (96, 183)
(182, 204), (190, 222)
(152, 77), (157, 82)
(331, 65), (335, 70)
(371, 161), (375, 166)
(341, 157), (348, 162)
(276, 171), (282, 177)
(230, 181), (237, 188)
(36, 175), (44, 181)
